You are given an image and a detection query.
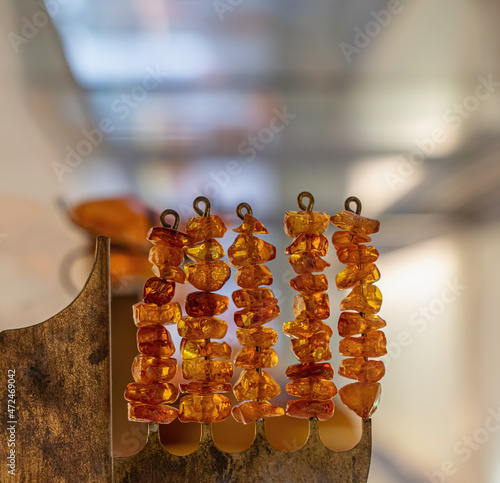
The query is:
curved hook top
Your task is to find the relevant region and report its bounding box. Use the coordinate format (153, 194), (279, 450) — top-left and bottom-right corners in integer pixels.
(193, 196), (211, 217)
(160, 209), (180, 230)
(345, 196), (362, 215)
(236, 202), (253, 220)
(297, 191), (315, 212)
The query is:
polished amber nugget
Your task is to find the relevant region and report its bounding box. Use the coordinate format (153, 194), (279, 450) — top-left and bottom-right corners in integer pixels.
(236, 327), (278, 347)
(233, 369), (281, 401)
(133, 302), (181, 327)
(340, 285), (382, 314)
(125, 382), (178, 405)
(177, 316), (228, 339)
(336, 263), (380, 290)
(233, 213), (269, 235)
(339, 331), (387, 357)
(283, 313), (333, 339)
(293, 293), (330, 320)
(185, 239), (225, 262)
(285, 234), (329, 256)
(291, 333), (332, 363)
(180, 381), (232, 394)
(234, 347), (278, 368)
(284, 211), (330, 238)
(232, 401), (284, 424)
(339, 382), (381, 419)
(185, 292), (229, 317)
(137, 326), (175, 357)
(178, 394), (231, 423)
(132, 355), (177, 384)
(185, 260), (231, 292)
(151, 265), (186, 284)
(228, 234), (276, 267)
(285, 399), (334, 421)
(331, 230), (371, 249)
(143, 278), (175, 305)
(338, 358), (385, 383)
(232, 288), (274, 308)
(286, 362), (334, 380)
(180, 338), (232, 360)
(235, 265), (273, 288)
(337, 245), (379, 265)
(185, 215), (227, 243)
(289, 252), (330, 274)
(234, 299), (280, 328)
(330, 211), (380, 235)
(128, 402), (178, 424)
(289, 273), (328, 294)
(182, 360), (233, 383)
(147, 226), (189, 248)
(338, 312), (386, 337)
(149, 245), (184, 268)
(286, 377), (338, 400)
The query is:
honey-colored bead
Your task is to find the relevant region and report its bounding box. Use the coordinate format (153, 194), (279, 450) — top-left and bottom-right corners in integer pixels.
(143, 278), (175, 305)
(339, 382), (381, 419)
(185, 239), (225, 262)
(177, 316), (228, 339)
(133, 302), (181, 327)
(340, 285), (382, 314)
(234, 347), (278, 368)
(180, 338), (232, 360)
(185, 215), (227, 243)
(291, 333), (332, 363)
(131, 355), (177, 384)
(228, 234), (276, 267)
(185, 260), (231, 292)
(137, 326), (175, 357)
(232, 401), (284, 424)
(178, 394), (231, 423)
(233, 369), (281, 401)
(338, 312), (386, 337)
(236, 327), (278, 347)
(185, 292), (229, 317)
(336, 263), (380, 290)
(235, 265), (273, 288)
(232, 288), (275, 308)
(234, 299), (280, 328)
(182, 360), (233, 383)
(284, 211), (330, 238)
(180, 381), (232, 394)
(286, 377), (338, 400)
(285, 399), (334, 421)
(285, 234), (329, 256)
(128, 402), (178, 424)
(149, 245), (184, 268)
(233, 213), (269, 235)
(147, 226), (190, 248)
(151, 265), (186, 283)
(293, 293), (330, 320)
(286, 362), (334, 380)
(289, 252), (331, 274)
(289, 273), (328, 293)
(125, 382), (179, 405)
(283, 314), (333, 339)
(339, 331), (387, 357)
(330, 211), (380, 235)
(337, 245), (379, 265)
(338, 358), (385, 383)
(331, 230), (371, 249)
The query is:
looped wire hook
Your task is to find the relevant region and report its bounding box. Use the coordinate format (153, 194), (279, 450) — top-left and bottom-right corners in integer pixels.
(345, 196), (362, 215)
(193, 196), (211, 217)
(236, 202), (253, 220)
(297, 191), (315, 212)
(160, 209), (180, 230)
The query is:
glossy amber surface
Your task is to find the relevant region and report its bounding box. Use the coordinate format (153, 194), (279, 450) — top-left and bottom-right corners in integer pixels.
(335, 263), (380, 290)
(131, 355), (177, 384)
(285, 399), (334, 421)
(182, 360), (233, 383)
(185, 215), (227, 242)
(143, 278), (175, 305)
(233, 213), (269, 235)
(283, 314), (333, 339)
(336, 245), (379, 265)
(285, 377), (338, 400)
(185, 260), (231, 292)
(290, 333), (332, 363)
(180, 338), (232, 360)
(289, 273), (328, 294)
(233, 369), (281, 401)
(285, 362), (334, 380)
(235, 265), (273, 288)
(234, 299), (280, 328)
(337, 312), (386, 337)
(185, 292), (229, 317)
(330, 211), (380, 235)
(339, 331), (387, 358)
(180, 381), (232, 394)
(128, 402), (178, 424)
(147, 226), (189, 248)
(234, 347), (278, 368)
(228, 234), (276, 267)
(339, 382), (381, 419)
(232, 288), (275, 308)
(285, 233), (329, 256)
(331, 230), (371, 249)
(293, 293), (330, 320)
(338, 357), (385, 383)
(178, 394), (231, 423)
(177, 316), (228, 339)
(340, 285), (383, 314)
(137, 326), (175, 357)
(125, 382), (178, 405)
(133, 302), (181, 327)
(185, 239), (225, 262)
(284, 211), (330, 238)
(236, 327), (278, 348)
(148, 245), (184, 268)
(289, 252), (331, 274)
(232, 400), (284, 424)
(151, 265), (186, 283)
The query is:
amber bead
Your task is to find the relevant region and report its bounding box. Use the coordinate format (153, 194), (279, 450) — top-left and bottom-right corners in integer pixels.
(286, 362), (334, 380)
(234, 347), (278, 368)
(285, 234), (329, 256)
(151, 265), (186, 284)
(234, 299), (280, 328)
(339, 382), (381, 419)
(147, 226), (189, 248)
(185, 215), (227, 243)
(293, 293), (330, 320)
(331, 230), (371, 249)
(178, 316), (228, 339)
(289, 252), (331, 274)
(143, 278), (175, 305)
(289, 273), (328, 294)
(340, 285), (383, 314)
(228, 234), (276, 267)
(235, 265), (273, 288)
(338, 312), (386, 337)
(149, 245), (184, 268)
(285, 399), (334, 421)
(178, 394), (231, 423)
(137, 326), (175, 357)
(128, 402), (178, 424)
(232, 288), (274, 308)
(131, 355), (177, 384)
(286, 377), (338, 400)
(133, 302), (181, 327)
(232, 401), (284, 424)
(125, 382), (178, 405)
(182, 360), (233, 383)
(233, 213), (269, 235)
(185, 260), (231, 292)
(339, 331), (387, 357)
(284, 211), (330, 238)
(283, 314), (333, 339)
(185, 239), (225, 262)
(236, 327), (278, 348)
(233, 369), (281, 401)
(338, 358), (385, 383)
(336, 263), (380, 290)
(180, 381), (232, 394)
(180, 338), (232, 360)
(330, 211), (380, 235)
(291, 333), (332, 363)
(337, 245), (379, 265)
(185, 292), (229, 317)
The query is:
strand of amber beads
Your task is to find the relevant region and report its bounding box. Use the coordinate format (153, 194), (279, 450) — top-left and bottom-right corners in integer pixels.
(178, 197), (233, 423)
(283, 192), (337, 421)
(229, 203), (284, 424)
(331, 197), (387, 419)
(125, 209), (188, 424)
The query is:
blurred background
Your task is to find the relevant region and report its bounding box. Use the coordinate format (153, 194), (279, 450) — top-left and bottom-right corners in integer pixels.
(2, 0), (500, 481)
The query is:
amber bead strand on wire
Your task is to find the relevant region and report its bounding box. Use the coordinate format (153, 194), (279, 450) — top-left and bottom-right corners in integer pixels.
(283, 192), (338, 421)
(228, 203), (284, 424)
(125, 209), (188, 424)
(178, 197), (233, 423)
(331, 196), (387, 419)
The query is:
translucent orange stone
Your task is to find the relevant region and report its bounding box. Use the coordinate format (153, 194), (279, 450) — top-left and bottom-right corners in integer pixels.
(339, 331), (387, 357)
(289, 252), (331, 274)
(133, 302), (181, 327)
(125, 382), (179, 405)
(180, 381), (232, 394)
(232, 401), (284, 424)
(339, 382), (381, 419)
(283, 313), (333, 339)
(330, 211), (380, 235)
(178, 394), (231, 423)
(234, 299), (280, 328)
(283, 211), (330, 238)
(286, 363), (334, 380)
(182, 360), (233, 383)
(234, 347), (278, 368)
(338, 312), (386, 337)
(335, 263), (380, 290)
(293, 293), (330, 320)
(236, 327), (278, 347)
(285, 399), (334, 421)
(233, 213), (269, 235)
(177, 316), (228, 339)
(228, 234), (276, 267)
(232, 288), (275, 308)
(331, 230), (371, 249)
(233, 369), (281, 401)
(128, 402), (178, 424)
(289, 273), (328, 294)
(340, 285), (383, 314)
(151, 265), (186, 283)
(143, 278), (175, 305)
(147, 226), (190, 248)
(235, 265), (273, 288)
(286, 377), (338, 400)
(185, 292), (229, 317)
(149, 245), (184, 268)
(338, 358), (385, 383)
(291, 333), (332, 363)
(185, 239), (225, 262)
(185, 215), (227, 243)
(180, 338), (232, 360)
(285, 234), (329, 256)
(337, 245), (379, 265)
(185, 260), (231, 292)
(131, 355), (177, 384)
(137, 326), (175, 357)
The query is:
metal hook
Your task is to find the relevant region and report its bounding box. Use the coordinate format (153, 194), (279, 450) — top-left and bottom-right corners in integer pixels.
(236, 202), (253, 220)
(193, 196), (211, 217)
(160, 209), (180, 229)
(297, 191), (314, 212)
(345, 196), (362, 215)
